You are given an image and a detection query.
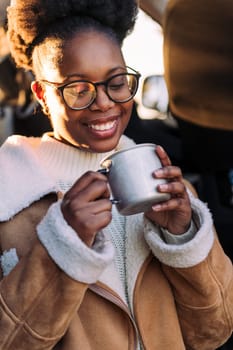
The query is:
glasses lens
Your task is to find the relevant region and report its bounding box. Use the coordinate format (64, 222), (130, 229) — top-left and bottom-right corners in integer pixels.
(107, 74), (138, 102)
(63, 82), (95, 109)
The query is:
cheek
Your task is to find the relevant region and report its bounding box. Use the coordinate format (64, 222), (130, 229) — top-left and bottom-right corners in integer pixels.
(45, 89), (67, 117)
(44, 90), (68, 132)
(122, 100), (134, 124)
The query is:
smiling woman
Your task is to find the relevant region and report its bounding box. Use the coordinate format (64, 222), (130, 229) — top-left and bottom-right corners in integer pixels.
(0, 0), (233, 349)
(29, 30), (136, 152)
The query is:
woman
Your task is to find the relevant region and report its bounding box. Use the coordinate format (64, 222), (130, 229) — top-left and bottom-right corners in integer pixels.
(0, 0), (232, 349)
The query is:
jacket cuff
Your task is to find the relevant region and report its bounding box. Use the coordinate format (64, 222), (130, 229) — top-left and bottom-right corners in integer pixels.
(37, 200), (115, 283)
(144, 194), (214, 268)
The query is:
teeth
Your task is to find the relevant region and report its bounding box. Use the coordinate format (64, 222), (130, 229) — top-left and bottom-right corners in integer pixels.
(89, 120), (116, 131)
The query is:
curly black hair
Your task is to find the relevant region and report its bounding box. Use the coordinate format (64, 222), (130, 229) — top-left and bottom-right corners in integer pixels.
(7, 0), (138, 71)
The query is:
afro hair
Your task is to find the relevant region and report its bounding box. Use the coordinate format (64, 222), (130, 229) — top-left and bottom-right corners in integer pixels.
(7, 0), (138, 70)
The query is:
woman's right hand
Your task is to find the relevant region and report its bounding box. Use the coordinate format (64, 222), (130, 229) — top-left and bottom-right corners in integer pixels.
(61, 171), (112, 247)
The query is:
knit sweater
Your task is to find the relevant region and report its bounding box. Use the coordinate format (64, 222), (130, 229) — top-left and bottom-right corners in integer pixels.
(0, 133), (214, 314)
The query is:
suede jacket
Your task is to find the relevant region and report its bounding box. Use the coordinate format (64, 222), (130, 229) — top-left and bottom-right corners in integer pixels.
(0, 135), (233, 350)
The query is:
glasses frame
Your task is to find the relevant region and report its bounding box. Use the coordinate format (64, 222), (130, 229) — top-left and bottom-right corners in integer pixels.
(39, 66), (141, 111)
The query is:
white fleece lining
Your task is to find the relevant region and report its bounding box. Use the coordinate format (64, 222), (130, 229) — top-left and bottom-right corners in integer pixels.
(0, 135), (56, 221)
(37, 200), (115, 283)
(125, 213), (152, 311)
(0, 248), (19, 277)
(144, 193), (214, 268)
(98, 259), (126, 302)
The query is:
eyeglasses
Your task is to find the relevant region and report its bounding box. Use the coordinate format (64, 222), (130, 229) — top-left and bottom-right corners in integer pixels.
(40, 67), (141, 110)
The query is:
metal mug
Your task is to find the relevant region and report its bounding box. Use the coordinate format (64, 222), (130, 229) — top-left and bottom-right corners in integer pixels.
(99, 143), (170, 215)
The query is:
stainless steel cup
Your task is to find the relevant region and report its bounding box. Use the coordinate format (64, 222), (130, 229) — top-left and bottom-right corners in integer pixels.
(99, 143), (170, 215)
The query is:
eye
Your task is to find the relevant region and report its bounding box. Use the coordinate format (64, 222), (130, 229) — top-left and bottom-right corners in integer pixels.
(76, 86), (90, 98)
(64, 82), (94, 102)
(108, 75), (127, 90)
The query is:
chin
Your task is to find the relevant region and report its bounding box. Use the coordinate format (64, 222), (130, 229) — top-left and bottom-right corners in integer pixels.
(89, 139), (119, 153)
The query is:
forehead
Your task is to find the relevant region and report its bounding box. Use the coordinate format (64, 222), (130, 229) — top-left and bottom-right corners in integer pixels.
(35, 30), (125, 81)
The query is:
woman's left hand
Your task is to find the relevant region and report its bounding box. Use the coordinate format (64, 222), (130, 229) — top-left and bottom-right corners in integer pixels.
(145, 145), (192, 235)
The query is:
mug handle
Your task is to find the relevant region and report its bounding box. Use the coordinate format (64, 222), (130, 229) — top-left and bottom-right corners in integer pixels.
(97, 168), (110, 175)
(97, 168), (119, 205)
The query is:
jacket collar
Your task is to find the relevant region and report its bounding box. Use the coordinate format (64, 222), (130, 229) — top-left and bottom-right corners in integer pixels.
(0, 135), (56, 221)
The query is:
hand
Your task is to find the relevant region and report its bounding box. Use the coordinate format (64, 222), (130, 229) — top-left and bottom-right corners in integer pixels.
(61, 171), (112, 247)
(145, 146), (192, 235)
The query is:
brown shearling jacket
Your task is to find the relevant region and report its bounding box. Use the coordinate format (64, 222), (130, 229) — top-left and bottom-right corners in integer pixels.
(0, 193), (233, 350)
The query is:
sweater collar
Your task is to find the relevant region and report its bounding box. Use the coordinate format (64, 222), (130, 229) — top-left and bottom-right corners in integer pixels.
(38, 133), (117, 187)
(0, 133), (135, 221)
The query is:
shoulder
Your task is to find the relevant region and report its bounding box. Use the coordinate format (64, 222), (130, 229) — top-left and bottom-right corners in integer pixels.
(0, 134), (56, 221)
(0, 134), (41, 155)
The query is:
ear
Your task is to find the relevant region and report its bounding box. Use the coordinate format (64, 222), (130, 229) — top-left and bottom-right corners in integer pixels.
(31, 81), (45, 103)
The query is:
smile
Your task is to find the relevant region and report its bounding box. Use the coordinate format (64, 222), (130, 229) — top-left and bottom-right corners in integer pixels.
(88, 120), (116, 131)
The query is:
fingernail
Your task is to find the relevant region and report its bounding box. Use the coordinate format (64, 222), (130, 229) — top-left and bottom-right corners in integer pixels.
(152, 204), (162, 211)
(159, 184), (169, 191)
(154, 169), (163, 176)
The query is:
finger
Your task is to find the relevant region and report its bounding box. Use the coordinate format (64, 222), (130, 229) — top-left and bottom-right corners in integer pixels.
(152, 197), (184, 212)
(91, 198), (113, 213)
(89, 211), (112, 231)
(76, 210), (112, 234)
(154, 165), (183, 180)
(155, 145), (172, 167)
(64, 171), (108, 199)
(75, 197), (113, 215)
(157, 181), (187, 197)
(61, 197), (113, 234)
(66, 209), (112, 246)
(64, 179), (110, 206)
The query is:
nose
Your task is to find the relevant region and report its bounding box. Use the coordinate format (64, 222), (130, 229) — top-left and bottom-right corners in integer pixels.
(89, 85), (115, 112)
